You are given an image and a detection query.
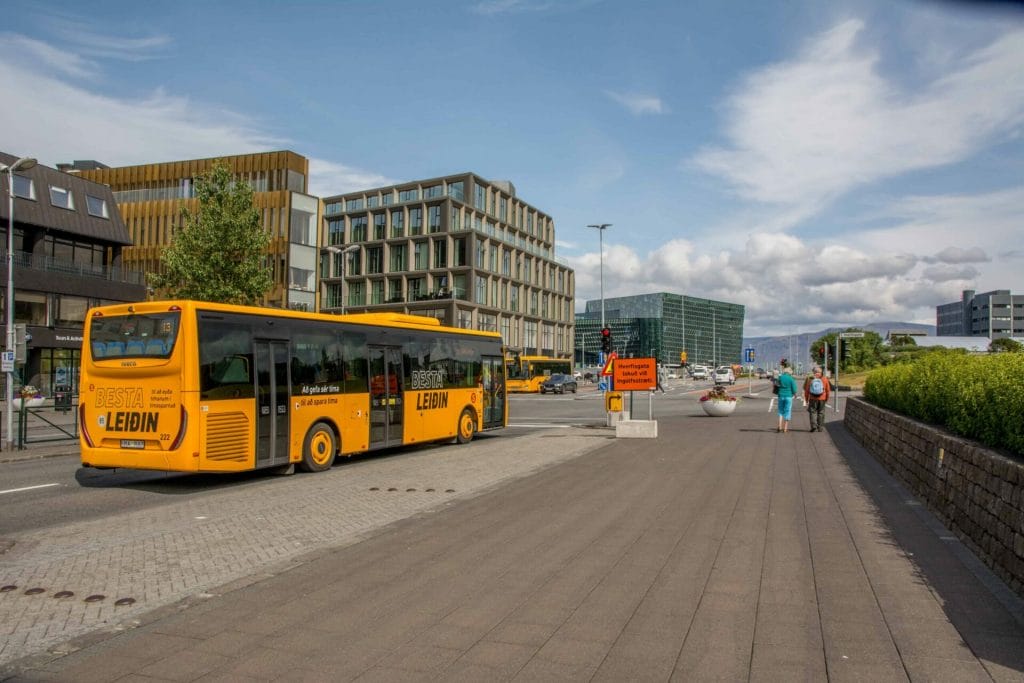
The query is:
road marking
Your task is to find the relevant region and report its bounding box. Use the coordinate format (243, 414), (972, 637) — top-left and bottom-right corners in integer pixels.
(0, 483), (62, 495)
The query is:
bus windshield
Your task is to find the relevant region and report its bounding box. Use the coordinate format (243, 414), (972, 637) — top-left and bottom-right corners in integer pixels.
(88, 311), (179, 359)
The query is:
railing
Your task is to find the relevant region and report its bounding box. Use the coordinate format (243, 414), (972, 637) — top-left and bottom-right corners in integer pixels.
(2, 249), (146, 285)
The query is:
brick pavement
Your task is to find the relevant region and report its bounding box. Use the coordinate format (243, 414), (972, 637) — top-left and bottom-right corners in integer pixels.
(3, 398), (1024, 681)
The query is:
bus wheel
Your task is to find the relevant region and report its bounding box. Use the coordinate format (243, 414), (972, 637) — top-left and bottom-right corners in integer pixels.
(301, 422), (337, 472)
(456, 409), (476, 444)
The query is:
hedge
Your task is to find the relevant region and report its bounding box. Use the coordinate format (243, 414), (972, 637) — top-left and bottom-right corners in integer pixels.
(863, 351), (1024, 456)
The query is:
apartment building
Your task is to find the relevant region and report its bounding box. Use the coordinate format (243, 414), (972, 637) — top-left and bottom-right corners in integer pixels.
(320, 173), (574, 357)
(1, 151), (146, 395)
(66, 151), (319, 310)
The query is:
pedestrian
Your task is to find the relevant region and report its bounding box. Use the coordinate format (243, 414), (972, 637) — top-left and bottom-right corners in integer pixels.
(775, 365), (799, 433)
(803, 365), (831, 432)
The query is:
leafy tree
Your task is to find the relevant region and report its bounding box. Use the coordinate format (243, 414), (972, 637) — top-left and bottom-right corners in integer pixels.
(989, 337), (1023, 353)
(149, 162), (272, 304)
(810, 328), (884, 373)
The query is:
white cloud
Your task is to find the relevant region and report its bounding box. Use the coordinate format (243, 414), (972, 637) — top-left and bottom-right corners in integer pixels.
(604, 90), (666, 115)
(308, 159), (393, 198)
(691, 21), (1024, 223)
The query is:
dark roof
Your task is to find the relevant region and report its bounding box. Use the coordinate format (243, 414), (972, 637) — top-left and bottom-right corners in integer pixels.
(1, 151), (132, 246)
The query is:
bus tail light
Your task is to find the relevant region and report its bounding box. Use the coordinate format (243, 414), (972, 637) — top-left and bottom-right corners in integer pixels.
(79, 404), (95, 448)
(170, 405), (188, 450)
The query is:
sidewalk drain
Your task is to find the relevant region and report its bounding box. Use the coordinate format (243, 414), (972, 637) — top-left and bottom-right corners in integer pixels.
(1, 585), (16, 592)
(0, 586), (135, 604)
(366, 487), (454, 493)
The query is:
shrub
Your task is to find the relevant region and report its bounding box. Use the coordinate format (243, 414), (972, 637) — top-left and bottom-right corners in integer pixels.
(864, 351), (1024, 456)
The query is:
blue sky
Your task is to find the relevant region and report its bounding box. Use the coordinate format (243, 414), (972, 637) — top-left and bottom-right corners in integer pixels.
(2, 0), (1022, 336)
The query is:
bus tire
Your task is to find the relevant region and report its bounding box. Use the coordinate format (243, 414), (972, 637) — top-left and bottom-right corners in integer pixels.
(456, 408), (476, 444)
(300, 422), (337, 472)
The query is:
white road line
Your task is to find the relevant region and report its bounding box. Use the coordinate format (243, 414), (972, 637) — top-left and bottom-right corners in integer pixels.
(0, 483), (62, 496)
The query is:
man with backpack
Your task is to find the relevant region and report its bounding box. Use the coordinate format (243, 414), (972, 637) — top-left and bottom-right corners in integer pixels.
(803, 365), (831, 432)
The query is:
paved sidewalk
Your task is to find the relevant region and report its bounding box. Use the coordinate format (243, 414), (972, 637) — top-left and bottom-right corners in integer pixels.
(4, 402), (1024, 681)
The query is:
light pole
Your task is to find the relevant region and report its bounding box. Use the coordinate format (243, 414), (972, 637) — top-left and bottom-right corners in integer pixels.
(586, 224), (611, 329)
(2, 156), (38, 452)
(325, 244), (359, 314)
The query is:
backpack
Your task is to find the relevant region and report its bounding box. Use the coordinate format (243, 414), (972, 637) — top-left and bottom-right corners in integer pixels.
(809, 377), (824, 396)
(772, 377), (780, 395)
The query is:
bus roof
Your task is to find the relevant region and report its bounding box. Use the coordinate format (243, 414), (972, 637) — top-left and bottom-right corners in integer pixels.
(87, 300), (502, 339)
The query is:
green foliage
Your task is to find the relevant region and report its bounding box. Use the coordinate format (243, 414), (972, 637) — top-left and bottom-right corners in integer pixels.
(989, 337), (1024, 353)
(148, 162), (272, 304)
(864, 350), (1024, 456)
(810, 329), (884, 373)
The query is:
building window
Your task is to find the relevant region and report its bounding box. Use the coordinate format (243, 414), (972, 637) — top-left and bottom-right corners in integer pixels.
(290, 266), (314, 291)
(388, 278), (403, 302)
(474, 183), (485, 211)
(450, 206), (462, 231)
(410, 207), (423, 235)
(510, 286), (519, 313)
(476, 238), (485, 267)
(390, 209), (404, 238)
(476, 276), (487, 304)
(489, 245), (498, 272)
(55, 295), (90, 325)
(382, 190), (393, 206)
(424, 184), (442, 198)
(458, 309), (473, 329)
(351, 216), (367, 241)
(12, 174), (35, 200)
(389, 244), (406, 272)
(327, 218), (345, 245)
(447, 181), (464, 201)
(499, 197), (507, 222)
(399, 187), (419, 202)
(325, 201), (343, 215)
(367, 195), (379, 208)
(453, 274), (467, 300)
(373, 213), (386, 240)
(85, 194), (109, 219)
(348, 282), (364, 307)
(524, 320), (537, 350)
(49, 185), (74, 210)
(453, 237), (467, 266)
(408, 277), (424, 300)
(366, 247), (383, 274)
(433, 239), (447, 269)
(413, 241), (428, 270)
(345, 198), (364, 211)
(428, 206), (442, 233)
(502, 251), (511, 276)
(371, 280), (385, 304)
(479, 313), (497, 333)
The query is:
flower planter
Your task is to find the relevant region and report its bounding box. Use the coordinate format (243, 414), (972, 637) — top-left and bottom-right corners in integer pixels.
(700, 399), (737, 417)
(12, 397), (45, 411)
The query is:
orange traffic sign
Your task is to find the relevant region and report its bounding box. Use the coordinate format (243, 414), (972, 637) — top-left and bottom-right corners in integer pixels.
(613, 357), (657, 391)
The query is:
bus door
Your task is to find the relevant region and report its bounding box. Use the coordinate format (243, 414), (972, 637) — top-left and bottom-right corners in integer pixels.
(369, 346), (404, 448)
(482, 355), (505, 429)
(254, 340), (290, 467)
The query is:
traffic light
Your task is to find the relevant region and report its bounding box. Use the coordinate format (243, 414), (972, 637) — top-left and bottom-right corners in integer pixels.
(600, 327), (612, 353)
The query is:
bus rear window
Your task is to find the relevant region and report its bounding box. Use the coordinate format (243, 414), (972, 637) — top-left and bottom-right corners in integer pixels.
(89, 312), (180, 359)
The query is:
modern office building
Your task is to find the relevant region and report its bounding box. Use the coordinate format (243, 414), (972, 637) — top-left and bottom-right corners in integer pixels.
(65, 151), (319, 311)
(1, 151), (146, 396)
(575, 292), (744, 367)
(937, 289), (1024, 339)
(320, 173), (575, 357)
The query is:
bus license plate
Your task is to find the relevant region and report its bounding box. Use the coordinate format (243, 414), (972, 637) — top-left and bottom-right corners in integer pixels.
(120, 440), (145, 449)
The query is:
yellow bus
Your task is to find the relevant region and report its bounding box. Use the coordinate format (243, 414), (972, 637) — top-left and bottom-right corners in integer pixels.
(79, 300), (507, 474)
(504, 354), (572, 393)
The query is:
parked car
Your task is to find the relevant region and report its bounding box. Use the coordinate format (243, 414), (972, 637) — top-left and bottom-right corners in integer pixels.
(713, 366), (736, 385)
(540, 373), (578, 394)
(755, 367), (767, 378)
(666, 371), (679, 380)
(690, 365), (709, 380)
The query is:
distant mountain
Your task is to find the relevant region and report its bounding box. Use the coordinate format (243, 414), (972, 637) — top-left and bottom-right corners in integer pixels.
(742, 322), (935, 370)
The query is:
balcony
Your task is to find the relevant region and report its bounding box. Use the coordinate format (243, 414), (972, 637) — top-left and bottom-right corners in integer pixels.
(3, 249), (146, 285)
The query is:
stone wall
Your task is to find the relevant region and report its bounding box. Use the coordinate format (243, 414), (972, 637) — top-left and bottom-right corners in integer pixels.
(845, 397), (1024, 598)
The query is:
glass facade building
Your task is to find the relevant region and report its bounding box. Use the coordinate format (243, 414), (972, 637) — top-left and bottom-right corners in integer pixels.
(575, 293), (744, 368)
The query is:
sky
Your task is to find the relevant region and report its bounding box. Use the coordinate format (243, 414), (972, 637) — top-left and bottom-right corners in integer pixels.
(2, 0), (1022, 336)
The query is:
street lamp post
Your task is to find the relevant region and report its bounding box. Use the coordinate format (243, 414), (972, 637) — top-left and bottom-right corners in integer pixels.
(325, 244), (360, 314)
(1, 156), (38, 452)
(586, 224), (611, 329)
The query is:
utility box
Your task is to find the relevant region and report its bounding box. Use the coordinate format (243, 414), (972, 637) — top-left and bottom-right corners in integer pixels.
(605, 391), (623, 413)
(54, 384), (72, 412)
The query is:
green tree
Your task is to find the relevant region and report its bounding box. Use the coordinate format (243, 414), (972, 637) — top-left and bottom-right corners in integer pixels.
(810, 328), (884, 373)
(989, 337), (1024, 353)
(149, 162), (272, 304)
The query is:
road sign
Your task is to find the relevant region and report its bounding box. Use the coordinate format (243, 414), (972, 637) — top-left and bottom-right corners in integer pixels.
(743, 348), (755, 363)
(601, 351), (618, 376)
(612, 357), (657, 391)
(1, 351), (13, 373)
(840, 332), (865, 338)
